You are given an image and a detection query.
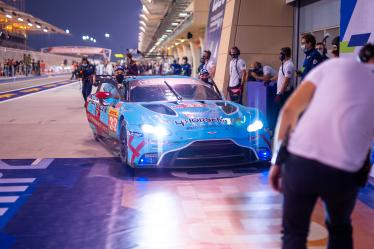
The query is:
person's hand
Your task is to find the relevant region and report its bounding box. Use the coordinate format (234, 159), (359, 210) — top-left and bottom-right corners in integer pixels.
(269, 165), (282, 192)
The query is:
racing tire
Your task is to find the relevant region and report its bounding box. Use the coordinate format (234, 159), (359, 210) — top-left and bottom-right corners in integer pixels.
(93, 132), (101, 142)
(119, 121), (134, 169)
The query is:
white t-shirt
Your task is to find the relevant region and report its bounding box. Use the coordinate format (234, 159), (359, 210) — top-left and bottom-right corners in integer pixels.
(288, 58), (374, 172)
(204, 60), (215, 77)
(104, 64), (113, 75)
(263, 65), (276, 78)
(277, 59), (295, 94)
(229, 58), (246, 87)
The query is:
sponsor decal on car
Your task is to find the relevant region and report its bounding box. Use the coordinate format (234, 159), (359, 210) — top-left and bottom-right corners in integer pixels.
(175, 117), (227, 126)
(171, 103), (208, 109)
(108, 108), (119, 132)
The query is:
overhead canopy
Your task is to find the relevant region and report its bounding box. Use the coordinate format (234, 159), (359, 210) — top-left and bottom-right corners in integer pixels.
(41, 46), (112, 61)
(0, 0), (67, 35)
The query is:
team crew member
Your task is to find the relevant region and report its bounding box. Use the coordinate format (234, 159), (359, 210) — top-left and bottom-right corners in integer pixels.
(316, 42), (329, 62)
(274, 47), (295, 107)
(227, 46), (247, 104)
(171, 59), (182, 75)
(181, 57), (192, 76)
(269, 44), (374, 249)
(114, 65), (125, 84)
(203, 50), (216, 79)
(298, 33), (322, 79)
(79, 57), (96, 102)
(126, 53), (138, 76)
(249, 61), (276, 83)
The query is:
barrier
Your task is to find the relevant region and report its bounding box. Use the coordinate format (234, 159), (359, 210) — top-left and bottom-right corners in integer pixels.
(0, 46), (80, 70)
(245, 81), (277, 131)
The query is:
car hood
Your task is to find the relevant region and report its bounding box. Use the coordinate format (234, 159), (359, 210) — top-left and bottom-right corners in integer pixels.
(125, 100), (262, 131)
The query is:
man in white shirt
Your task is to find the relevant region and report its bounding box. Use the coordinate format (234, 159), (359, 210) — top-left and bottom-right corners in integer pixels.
(274, 47), (295, 106)
(103, 60), (113, 75)
(249, 61), (276, 83)
(202, 50), (216, 79)
(227, 46), (247, 104)
(269, 43), (374, 249)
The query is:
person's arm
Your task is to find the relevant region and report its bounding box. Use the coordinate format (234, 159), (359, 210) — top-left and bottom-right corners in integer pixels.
(210, 63), (216, 78)
(269, 81), (316, 192)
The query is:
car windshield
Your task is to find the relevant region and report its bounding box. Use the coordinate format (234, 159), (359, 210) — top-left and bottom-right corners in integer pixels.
(130, 83), (221, 102)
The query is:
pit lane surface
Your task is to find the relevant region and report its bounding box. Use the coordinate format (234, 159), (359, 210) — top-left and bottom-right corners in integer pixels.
(0, 77), (373, 249)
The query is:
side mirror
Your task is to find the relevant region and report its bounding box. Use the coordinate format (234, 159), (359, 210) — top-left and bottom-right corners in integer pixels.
(95, 92), (111, 100)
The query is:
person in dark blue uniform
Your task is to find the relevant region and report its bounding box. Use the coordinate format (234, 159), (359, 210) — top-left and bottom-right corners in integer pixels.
(181, 56), (192, 76)
(78, 57), (96, 102)
(298, 34), (322, 79)
(170, 59), (182, 75)
(316, 42), (329, 62)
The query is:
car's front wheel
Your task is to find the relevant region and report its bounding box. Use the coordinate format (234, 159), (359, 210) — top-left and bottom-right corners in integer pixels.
(119, 121), (134, 171)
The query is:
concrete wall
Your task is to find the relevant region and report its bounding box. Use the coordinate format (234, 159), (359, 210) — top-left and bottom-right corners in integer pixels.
(215, 0), (294, 91)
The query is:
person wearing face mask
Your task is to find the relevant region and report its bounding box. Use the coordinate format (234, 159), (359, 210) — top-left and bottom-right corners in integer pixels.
(114, 66), (125, 84)
(197, 56), (205, 75)
(249, 61), (276, 84)
(297, 33), (322, 80)
(202, 50), (216, 79)
(274, 47), (295, 107)
(199, 69), (212, 84)
(331, 36), (340, 58)
(78, 57), (96, 103)
(316, 42), (329, 62)
(227, 46), (247, 104)
(181, 56), (192, 76)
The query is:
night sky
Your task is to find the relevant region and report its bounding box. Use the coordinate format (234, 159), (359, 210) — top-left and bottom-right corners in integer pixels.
(25, 0), (142, 56)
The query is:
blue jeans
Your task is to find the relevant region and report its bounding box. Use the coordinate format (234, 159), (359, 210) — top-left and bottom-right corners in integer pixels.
(282, 154), (359, 249)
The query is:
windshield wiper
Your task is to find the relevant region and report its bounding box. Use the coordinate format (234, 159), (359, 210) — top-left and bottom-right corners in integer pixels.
(210, 79), (223, 100)
(164, 80), (182, 101)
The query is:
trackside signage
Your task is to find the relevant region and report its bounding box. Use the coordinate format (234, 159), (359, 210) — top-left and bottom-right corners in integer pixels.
(204, 0), (227, 62)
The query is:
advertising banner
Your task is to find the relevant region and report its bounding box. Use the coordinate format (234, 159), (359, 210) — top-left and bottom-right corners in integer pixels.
(204, 0), (227, 62)
(340, 0), (374, 57)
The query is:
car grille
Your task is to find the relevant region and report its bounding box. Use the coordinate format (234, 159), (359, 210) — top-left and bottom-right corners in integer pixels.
(158, 140), (257, 168)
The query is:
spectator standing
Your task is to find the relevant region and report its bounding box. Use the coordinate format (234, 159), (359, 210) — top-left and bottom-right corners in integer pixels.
(298, 33), (322, 79)
(227, 46), (247, 104)
(249, 61), (276, 83)
(171, 59), (182, 75)
(269, 44), (374, 249)
(103, 60), (114, 75)
(202, 50), (216, 79)
(316, 42), (329, 62)
(181, 56), (192, 76)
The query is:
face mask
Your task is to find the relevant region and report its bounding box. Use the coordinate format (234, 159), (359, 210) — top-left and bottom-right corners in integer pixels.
(82, 63), (88, 67)
(231, 53), (239, 59)
(317, 49), (324, 56)
(116, 74), (124, 83)
(200, 58), (205, 63)
(279, 53), (286, 61)
(301, 44), (306, 52)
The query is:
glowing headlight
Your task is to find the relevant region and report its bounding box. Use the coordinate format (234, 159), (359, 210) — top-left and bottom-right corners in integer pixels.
(247, 120), (264, 132)
(141, 124), (169, 137)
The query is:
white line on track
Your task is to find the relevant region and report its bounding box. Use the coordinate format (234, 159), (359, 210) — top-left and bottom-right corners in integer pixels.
(0, 186), (28, 192)
(0, 178), (35, 184)
(0, 208), (8, 216)
(0, 79), (74, 94)
(0, 75), (68, 86)
(0, 196), (19, 203)
(0, 80), (79, 104)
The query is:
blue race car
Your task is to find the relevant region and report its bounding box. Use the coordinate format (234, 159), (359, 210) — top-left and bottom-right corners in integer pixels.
(86, 76), (272, 168)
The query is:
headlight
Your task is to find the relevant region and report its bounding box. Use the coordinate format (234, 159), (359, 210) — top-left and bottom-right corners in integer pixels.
(247, 120), (264, 132)
(141, 124), (169, 137)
